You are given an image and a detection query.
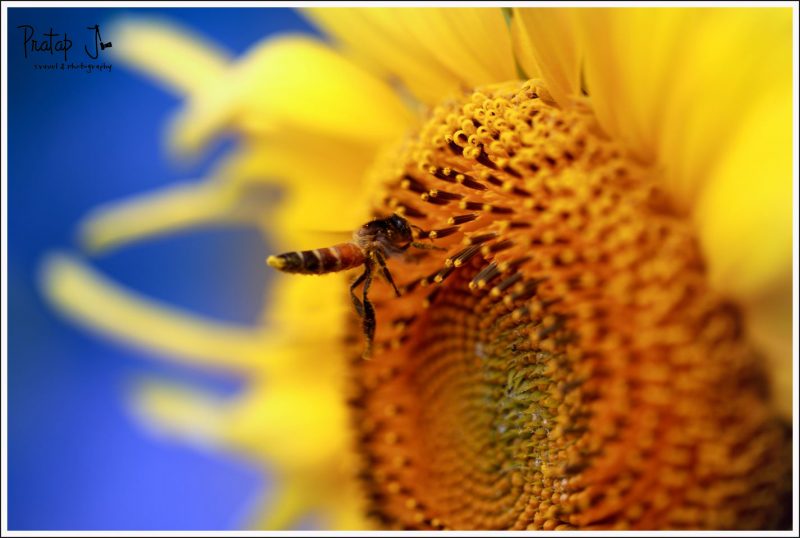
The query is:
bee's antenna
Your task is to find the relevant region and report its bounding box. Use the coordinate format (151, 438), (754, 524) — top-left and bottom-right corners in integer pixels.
(409, 223), (426, 238)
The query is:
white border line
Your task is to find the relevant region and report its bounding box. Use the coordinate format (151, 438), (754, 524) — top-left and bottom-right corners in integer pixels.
(1, 1), (799, 7)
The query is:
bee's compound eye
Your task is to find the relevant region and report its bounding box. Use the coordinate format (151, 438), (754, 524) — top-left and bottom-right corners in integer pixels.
(389, 214), (408, 232)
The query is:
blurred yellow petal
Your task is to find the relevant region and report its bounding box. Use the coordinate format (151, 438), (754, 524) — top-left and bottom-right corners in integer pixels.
(227, 381), (349, 468)
(251, 471), (367, 530)
(110, 18), (231, 96)
(577, 9), (791, 206)
(694, 77), (792, 301)
(305, 8), (516, 105)
(131, 378), (234, 445)
(575, 8), (792, 419)
(131, 376), (348, 465)
(511, 8), (579, 104)
(40, 254), (265, 373)
(171, 35), (412, 156)
(253, 479), (310, 530)
(327, 490), (371, 531)
(693, 82), (792, 418)
(132, 379), (360, 529)
(658, 9), (792, 209)
(80, 130), (377, 255)
(226, 137), (375, 241)
(79, 181), (241, 253)
(259, 274), (349, 346)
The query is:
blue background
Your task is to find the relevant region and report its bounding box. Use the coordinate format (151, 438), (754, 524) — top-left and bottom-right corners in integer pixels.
(7, 8), (320, 530)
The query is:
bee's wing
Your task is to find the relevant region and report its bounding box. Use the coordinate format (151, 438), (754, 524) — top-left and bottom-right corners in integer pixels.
(271, 229), (357, 254)
(296, 229), (355, 242)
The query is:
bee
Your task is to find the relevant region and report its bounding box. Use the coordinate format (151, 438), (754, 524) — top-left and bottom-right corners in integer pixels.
(266, 214), (441, 357)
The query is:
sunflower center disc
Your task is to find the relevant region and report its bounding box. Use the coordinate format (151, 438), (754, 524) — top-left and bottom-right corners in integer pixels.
(346, 81), (790, 530)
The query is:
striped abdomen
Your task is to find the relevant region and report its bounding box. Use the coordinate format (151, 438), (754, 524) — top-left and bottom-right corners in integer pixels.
(267, 242), (365, 275)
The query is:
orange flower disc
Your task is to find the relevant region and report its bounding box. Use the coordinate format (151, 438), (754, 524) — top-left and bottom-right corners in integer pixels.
(345, 81), (790, 530)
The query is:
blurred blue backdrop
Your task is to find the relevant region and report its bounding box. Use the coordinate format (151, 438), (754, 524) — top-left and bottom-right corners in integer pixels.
(7, 8), (320, 530)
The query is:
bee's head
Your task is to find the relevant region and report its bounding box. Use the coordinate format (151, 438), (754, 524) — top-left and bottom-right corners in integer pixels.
(361, 213), (416, 253)
(385, 213), (414, 247)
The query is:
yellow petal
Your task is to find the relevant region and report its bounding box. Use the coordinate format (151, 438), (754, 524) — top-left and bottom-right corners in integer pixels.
(325, 489), (371, 531)
(303, 8), (460, 105)
(79, 180), (242, 253)
(305, 8), (517, 105)
(109, 18), (231, 96)
(385, 8), (518, 88)
(693, 81), (792, 420)
(658, 9), (792, 208)
(132, 375), (366, 530)
(255, 276), (352, 383)
(228, 381), (349, 468)
(130, 378), (234, 445)
(659, 10), (792, 387)
(78, 145), (370, 258)
(249, 470), (368, 530)
(576, 8), (792, 206)
(170, 35), (412, 156)
(80, 128), (377, 254)
(223, 135), (376, 241)
(576, 8), (792, 417)
(576, 8), (691, 164)
(250, 478), (310, 530)
(694, 76), (792, 300)
(131, 379), (331, 529)
(133, 375), (348, 468)
(40, 254), (265, 373)
(510, 8), (580, 105)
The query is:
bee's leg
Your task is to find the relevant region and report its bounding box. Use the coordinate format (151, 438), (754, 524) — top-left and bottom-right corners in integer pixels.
(373, 251), (401, 297)
(362, 260), (376, 358)
(411, 241), (447, 251)
(350, 268), (367, 318)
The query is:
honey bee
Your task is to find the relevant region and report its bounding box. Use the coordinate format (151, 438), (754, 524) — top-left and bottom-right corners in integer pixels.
(267, 214), (441, 357)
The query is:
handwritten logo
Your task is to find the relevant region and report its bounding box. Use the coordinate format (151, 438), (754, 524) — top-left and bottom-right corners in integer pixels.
(84, 25), (112, 59)
(17, 24), (113, 73)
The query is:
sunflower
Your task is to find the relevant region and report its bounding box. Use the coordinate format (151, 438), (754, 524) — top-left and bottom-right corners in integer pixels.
(41, 7), (793, 530)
